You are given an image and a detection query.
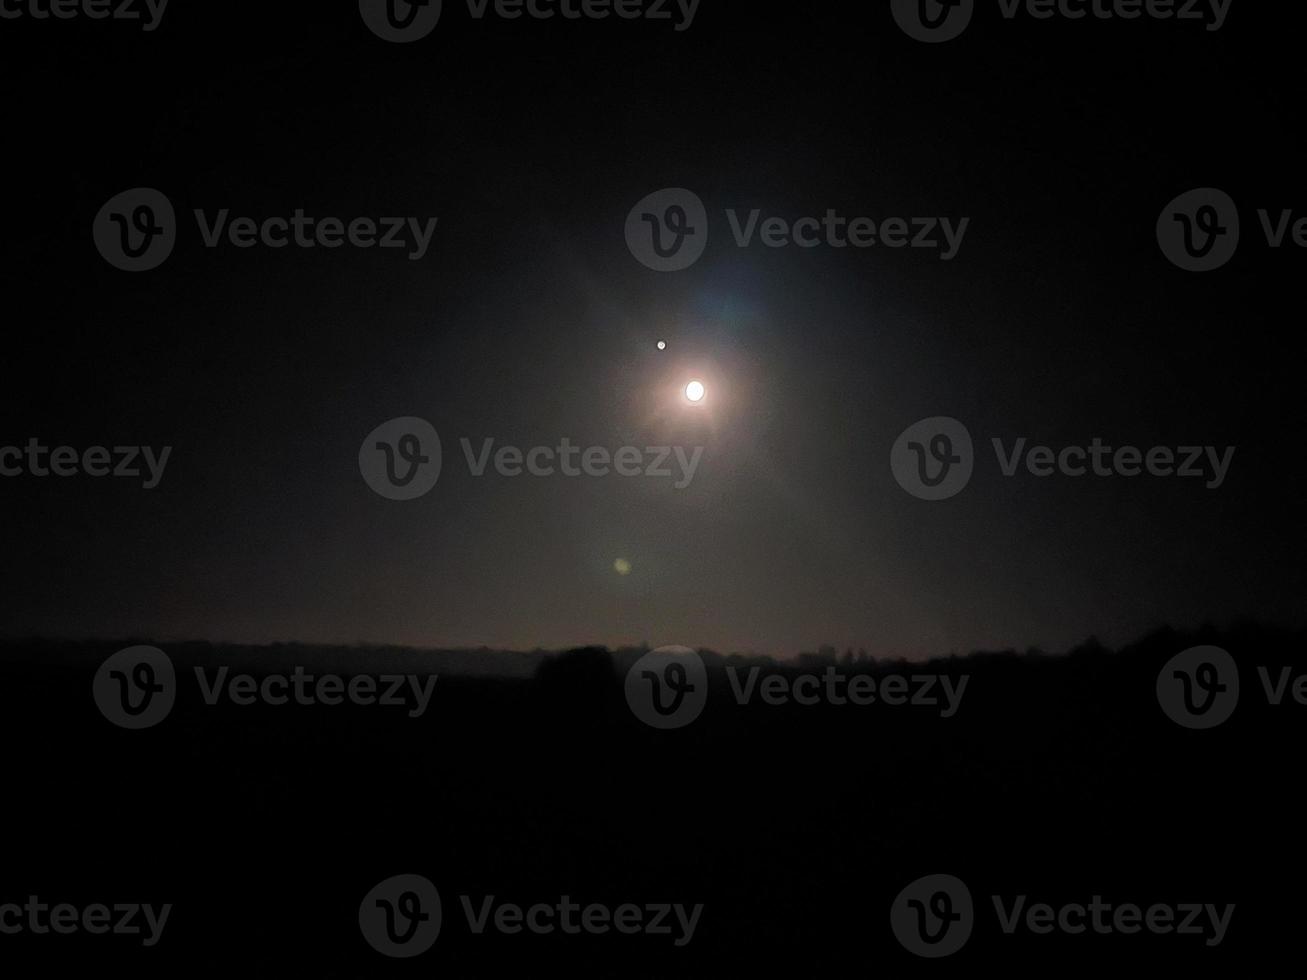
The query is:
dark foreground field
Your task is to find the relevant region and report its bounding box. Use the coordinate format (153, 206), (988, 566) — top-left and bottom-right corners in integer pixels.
(1, 624), (1301, 975)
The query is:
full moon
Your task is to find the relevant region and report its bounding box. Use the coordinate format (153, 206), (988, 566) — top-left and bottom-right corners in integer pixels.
(685, 380), (706, 403)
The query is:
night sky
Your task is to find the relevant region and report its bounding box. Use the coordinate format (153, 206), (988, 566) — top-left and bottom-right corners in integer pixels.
(2, 1), (1302, 657)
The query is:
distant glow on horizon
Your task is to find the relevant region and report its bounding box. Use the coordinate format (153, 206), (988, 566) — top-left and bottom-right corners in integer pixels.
(685, 380), (705, 403)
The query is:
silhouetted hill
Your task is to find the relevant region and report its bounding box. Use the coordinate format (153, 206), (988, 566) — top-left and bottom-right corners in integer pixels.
(1, 623), (1301, 974)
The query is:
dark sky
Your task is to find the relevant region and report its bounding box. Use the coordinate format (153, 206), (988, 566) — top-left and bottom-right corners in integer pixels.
(2, 1), (1302, 657)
